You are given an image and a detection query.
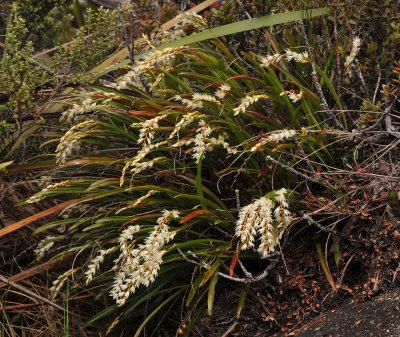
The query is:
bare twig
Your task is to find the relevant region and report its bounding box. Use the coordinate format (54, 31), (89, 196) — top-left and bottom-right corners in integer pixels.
(302, 213), (343, 237)
(178, 248), (279, 283)
(118, 6), (134, 65)
(298, 20), (343, 129)
(372, 67), (381, 105)
(354, 58), (370, 99)
(0, 274), (78, 316)
(221, 321), (239, 337)
(293, 136), (316, 175)
(392, 261), (400, 284)
(265, 155), (320, 184)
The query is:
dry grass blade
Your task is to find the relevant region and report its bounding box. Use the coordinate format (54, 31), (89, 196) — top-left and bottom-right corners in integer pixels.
(0, 274), (74, 315)
(0, 253), (74, 288)
(0, 199), (79, 238)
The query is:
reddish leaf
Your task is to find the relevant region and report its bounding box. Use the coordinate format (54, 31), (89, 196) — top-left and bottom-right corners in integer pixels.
(230, 251), (239, 277)
(316, 166), (322, 178)
(179, 210), (210, 224)
(0, 253), (74, 288)
(0, 199), (79, 238)
(127, 110), (158, 118)
(165, 105), (195, 112)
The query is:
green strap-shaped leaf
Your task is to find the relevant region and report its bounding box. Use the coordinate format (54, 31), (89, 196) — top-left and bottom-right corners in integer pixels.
(207, 270), (219, 315)
(91, 8), (328, 80)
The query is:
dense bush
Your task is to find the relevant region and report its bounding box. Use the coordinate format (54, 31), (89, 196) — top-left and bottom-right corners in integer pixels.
(2, 0), (400, 335)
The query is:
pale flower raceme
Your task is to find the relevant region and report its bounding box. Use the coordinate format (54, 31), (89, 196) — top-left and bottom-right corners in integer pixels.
(61, 97), (98, 123)
(192, 120), (213, 162)
(132, 114), (168, 146)
(215, 84), (231, 99)
(85, 246), (119, 284)
(235, 189), (292, 258)
(171, 119), (236, 162)
(110, 210), (178, 306)
(250, 129), (296, 152)
(344, 36), (362, 72)
(280, 90), (303, 103)
(34, 236), (57, 260)
(233, 94), (269, 115)
(260, 53), (282, 67)
(285, 49), (309, 63)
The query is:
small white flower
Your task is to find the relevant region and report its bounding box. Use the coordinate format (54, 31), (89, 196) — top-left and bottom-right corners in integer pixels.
(260, 53), (282, 67)
(250, 129), (296, 152)
(280, 90), (303, 103)
(233, 94), (269, 115)
(285, 49), (309, 63)
(215, 84), (231, 99)
(344, 36), (362, 71)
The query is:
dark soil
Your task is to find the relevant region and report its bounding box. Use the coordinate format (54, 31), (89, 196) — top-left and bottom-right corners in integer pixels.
(195, 206), (400, 337)
(296, 288), (400, 337)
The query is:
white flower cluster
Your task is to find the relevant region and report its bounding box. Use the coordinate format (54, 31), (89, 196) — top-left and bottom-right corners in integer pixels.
(192, 120), (213, 162)
(130, 157), (165, 176)
(120, 140), (168, 186)
(172, 120), (236, 162)
(112, 46), (189, 91)
(344, 36), (362, 72)
(56, 120), (100, 164)
(233, 94), (269, 115)
(132, 114), (168, 146)
(26, 180), (71, 204)
(110, 210), (178, 306)
(259, 50), (308, 68)
(250, 129), (296, 152)
(34, 236), (57, 260)
(235, 188), (291, 258)
(116, 190), (159, 214)
(215, 84), (231, 99)
(85, 246), (118, 285)
(50, 269), (77, 298)
(280, 90), (303, 103)
(207, 135), (238, 155)
(260, 53), (282, 67)
(168, 111), (203, 140)
(174, 93), (219, 110)
(61, 97), (98, 123)
(130, 190), (159, 208)
(285, 49), (309, 63)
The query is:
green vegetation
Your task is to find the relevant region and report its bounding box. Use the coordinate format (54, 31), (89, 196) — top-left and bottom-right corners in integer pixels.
(1, 0), (400, 336)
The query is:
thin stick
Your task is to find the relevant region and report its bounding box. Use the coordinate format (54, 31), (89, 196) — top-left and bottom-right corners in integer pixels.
(302, 213), (343, 237)
(221, 321), (239, 337)
(372, 67), (381, 105)
(0, 274), (78, 316)
(265, 155), (320, 184)
(118, 6), (134, 65)
(298, 19), (343, 129)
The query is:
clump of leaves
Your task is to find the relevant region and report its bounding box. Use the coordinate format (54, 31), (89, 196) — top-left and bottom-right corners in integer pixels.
(24, 10), (351, 332)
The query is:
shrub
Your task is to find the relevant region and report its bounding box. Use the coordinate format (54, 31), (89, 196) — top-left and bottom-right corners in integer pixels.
(12, 1), (400, 335)
(26, 11), (350, 333)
